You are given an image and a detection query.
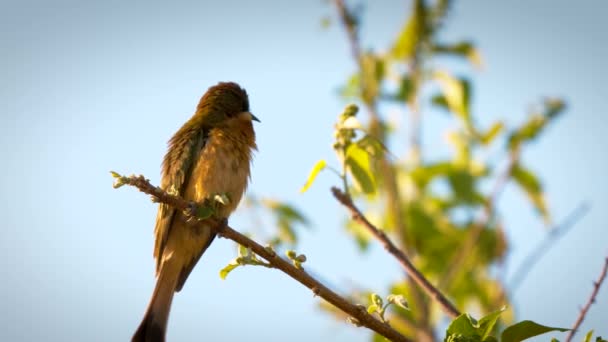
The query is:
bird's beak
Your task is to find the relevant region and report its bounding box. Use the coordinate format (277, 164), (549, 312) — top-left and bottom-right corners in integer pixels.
(250, 113), (261, 123)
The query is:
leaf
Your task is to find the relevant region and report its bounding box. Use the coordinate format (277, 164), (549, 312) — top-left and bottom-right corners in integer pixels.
(195, 205), (214, 220)
(479, 122), (504, 145)
(434, 71), (472, 130)
(584, 331), (595, 342)
(391, 76), (414, 102)
(387, 294), (410, 310)
(448, 169), (476, 204)
(360, 53), (384, 103)
(511, 163), (550, 223)
(445, 313), (479, 336)
(339, 73), (361, 99)
(367, 304), (379, 314)
(410, 162), (452, 188)
(391, 0), (425, 60)
(219, 259), (240, 280)
(370, 293), (383, 307)
(300, 159), (327, 193)
(501, 320), (568, 342)
(508, 98), (566, 150)
(477, 307), (506, 339)
(346, 143), (377, 195)
(433, 41), (483, 68)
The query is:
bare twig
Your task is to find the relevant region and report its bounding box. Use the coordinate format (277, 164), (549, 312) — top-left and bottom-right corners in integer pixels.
(565, 255), (608, 342)
(331, 187), (461, 318)
(509, 202), (590, 292)
(112, 173), (411, 342)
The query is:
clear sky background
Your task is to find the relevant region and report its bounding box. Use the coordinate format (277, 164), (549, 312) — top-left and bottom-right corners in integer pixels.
(1, 1), (606, 341)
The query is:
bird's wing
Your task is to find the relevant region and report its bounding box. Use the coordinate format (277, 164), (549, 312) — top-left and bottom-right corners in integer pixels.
(153, 125), (207, 274)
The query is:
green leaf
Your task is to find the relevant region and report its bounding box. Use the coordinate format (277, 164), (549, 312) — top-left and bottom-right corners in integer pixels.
(391, 76), (414, 102)
(477, 307), (505, 338)
(346, 143), (377, 195)
(300, 159), (327, 193)
(387, 294), (410, 310)
(479, 122), (504, 145)
(367, 304), (379, 314)
(219, 260), (240, 280)
(511, 163), (550, 223)
(195, 205), (214, 220)
(434, 71), (472, 130)
(356, 135), (386, 158)
(370, 293), (383, 307)
(433, 41), (483, 68)
(446, 313), (479, 336)
(584, 331), (594, 342)
(501, 320), (568, 342)
(448, 169), (476, 204)
(360, 53), (384, 103)
(339, 73), (361, 99)
(391, 0), (425, 60)
(508, 98), (566, 150)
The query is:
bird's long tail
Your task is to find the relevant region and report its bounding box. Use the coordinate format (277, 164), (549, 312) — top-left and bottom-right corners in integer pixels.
(132, 260), (180, 342)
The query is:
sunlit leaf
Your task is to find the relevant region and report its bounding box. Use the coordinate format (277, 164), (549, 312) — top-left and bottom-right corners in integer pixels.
(391, 0), (425, 60)
(477, 307), (506, 339)
(445, 313), (479, 336)
(511, 163), (550, 223)
(508, 98), (566, 149)
(339, 73), (360, 99)
(300, 159), (327, 193)
(479, 121), (504, 145)
(219, 259), (240, 280)
(357, 135), (386, 158)
(501, 320), (568, 342)
(434, 41), (483, 68)
(387, 294), (409, 310)
(346, 143), (376, 194)
(410, 162), (452, 189)
(360, 53), (384, 103)
(448, 169), (476, 204)
(434, 71), (472, 130)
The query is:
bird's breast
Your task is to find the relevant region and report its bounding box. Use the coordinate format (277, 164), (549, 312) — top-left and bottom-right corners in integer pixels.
(183, 126), (254, 218)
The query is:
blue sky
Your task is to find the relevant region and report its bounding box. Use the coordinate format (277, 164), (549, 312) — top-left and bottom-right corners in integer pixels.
(1, 1), (606, 341)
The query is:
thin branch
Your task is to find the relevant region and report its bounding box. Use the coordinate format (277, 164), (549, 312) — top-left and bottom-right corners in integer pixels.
(565, 255), (608, 342)
(331, 187), (461, 318)
(509, 202), (590, 292)
(112, 173), (411, 342)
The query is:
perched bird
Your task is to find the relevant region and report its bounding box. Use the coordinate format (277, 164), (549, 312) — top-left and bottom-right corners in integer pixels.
(133, 82), (259, 342)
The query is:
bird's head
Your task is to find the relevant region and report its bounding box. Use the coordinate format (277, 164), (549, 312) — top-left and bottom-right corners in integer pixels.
(196, 82), (260, 127)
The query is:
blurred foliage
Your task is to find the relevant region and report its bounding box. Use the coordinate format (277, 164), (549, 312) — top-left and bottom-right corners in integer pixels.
(302, 0), (569, 340)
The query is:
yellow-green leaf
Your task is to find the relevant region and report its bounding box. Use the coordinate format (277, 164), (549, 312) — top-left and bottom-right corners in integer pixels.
(433, 41), (483, 69)
(501, 320), (568, 342)
(434, 71), (471, 129)
(391, 0), (425, 60)
(346, 144), (376, 195)
(512, 163), (550, 223)
(480, 121), (504, 145)
(584, 330), (594, 342)
(300, 159), (327, 193)
(219, 260), (240, 280)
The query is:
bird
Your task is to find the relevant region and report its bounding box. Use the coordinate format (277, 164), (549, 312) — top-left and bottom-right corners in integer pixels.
(132, 82), (259, 342)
